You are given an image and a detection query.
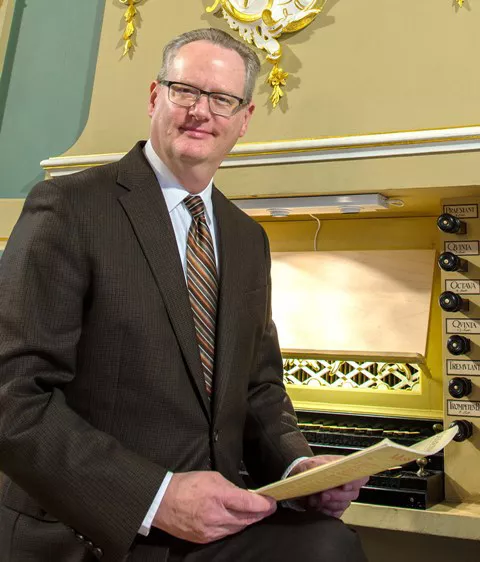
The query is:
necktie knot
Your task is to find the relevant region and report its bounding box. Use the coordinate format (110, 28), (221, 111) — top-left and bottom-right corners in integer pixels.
(184, 195), (205, 220)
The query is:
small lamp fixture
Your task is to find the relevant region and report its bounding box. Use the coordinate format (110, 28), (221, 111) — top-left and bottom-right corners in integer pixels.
(232, 194), (391, 217)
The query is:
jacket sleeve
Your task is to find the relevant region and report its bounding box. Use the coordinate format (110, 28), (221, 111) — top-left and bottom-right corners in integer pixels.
(0, 181), (166, 562)
(242, 228), (313, 486)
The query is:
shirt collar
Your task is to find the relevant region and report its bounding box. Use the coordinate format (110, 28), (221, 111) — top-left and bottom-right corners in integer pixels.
(144, 139), (214, 225)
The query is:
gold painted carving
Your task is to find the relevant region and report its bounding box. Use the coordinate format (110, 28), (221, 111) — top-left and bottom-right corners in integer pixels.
(119, 0), (140, 57)
(206, 0), (327, 109)
(283, 358), (421, 391)
(267, 62), (288, 108)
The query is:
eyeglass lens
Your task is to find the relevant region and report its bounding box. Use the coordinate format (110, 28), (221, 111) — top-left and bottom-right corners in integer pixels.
(168, 83), (240, 116)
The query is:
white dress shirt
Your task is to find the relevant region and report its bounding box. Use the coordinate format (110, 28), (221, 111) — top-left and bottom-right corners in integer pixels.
(143, 140), (219, 276)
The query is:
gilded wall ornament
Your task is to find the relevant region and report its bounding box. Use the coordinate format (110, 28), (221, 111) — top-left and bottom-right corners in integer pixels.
(206, 0), (326, 108)
(120, 0), (140, 57)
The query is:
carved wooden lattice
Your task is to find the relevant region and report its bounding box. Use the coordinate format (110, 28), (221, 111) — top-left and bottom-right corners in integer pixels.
(283, 358), (421, 391)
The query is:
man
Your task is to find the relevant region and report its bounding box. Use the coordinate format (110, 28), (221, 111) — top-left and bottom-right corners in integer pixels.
(0, 28), (368, 561)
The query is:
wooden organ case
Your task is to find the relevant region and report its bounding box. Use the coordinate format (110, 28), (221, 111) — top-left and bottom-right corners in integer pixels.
(257, 190), (480, 543)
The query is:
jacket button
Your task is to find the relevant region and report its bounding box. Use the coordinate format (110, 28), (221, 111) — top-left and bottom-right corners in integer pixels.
(213, 430), (219, 442)
(93, 546), (103, 558)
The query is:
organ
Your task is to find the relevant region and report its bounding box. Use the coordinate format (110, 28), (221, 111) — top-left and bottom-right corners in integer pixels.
(251, 192), (480, 545)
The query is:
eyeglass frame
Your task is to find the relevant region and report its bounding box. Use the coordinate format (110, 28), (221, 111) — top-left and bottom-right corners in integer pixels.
(158, 80), (247, 116)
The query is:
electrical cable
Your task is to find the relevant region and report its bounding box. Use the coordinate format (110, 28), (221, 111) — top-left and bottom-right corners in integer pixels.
(309, 214), (322, 251)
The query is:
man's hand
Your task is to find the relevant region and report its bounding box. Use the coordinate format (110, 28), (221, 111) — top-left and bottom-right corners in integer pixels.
(289, 456), (369, 518)
(152, 471), (277, 544)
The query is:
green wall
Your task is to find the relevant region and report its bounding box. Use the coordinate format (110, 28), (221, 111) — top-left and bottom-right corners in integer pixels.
(0, 0), (105, 198)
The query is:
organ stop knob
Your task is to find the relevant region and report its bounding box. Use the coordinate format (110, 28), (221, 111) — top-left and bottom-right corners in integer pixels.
(449, 420), (474, 442)
(439, 291), (469, 313)
(448, 377), (472, 399)
(447, 335), (471, 356)
(437, 213), (466, 234)
(438, 252), (468, 272)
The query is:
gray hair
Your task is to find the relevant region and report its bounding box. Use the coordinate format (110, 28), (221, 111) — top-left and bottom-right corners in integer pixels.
(157, 28), (261, 102)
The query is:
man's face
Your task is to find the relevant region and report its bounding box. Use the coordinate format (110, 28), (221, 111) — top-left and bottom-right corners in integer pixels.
(148, 41), (255, 174)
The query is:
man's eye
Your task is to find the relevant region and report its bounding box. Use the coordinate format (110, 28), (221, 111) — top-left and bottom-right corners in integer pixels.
(174, 86), (197, 96)
(211, 94), (235, 106)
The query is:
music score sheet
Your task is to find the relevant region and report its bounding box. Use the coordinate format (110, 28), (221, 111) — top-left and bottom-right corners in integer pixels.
(253, 426), (458, 501)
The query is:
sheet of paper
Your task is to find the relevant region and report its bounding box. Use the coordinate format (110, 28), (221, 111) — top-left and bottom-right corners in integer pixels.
(253, 426), (458, 501)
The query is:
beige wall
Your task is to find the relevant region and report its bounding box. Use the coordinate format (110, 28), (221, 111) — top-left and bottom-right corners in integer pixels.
(64, 0), (480, 197)
(70, 0), (480, 151)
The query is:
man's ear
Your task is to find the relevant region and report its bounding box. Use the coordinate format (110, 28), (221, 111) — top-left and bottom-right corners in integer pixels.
(148, 81), (160, 117)
(238, 102), (255, 138)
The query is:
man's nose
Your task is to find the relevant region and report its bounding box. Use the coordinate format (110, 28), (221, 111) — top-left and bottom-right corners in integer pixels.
(189, 93), (211, 119)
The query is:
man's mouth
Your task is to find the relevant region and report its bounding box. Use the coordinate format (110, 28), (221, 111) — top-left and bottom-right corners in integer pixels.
(181, 127), (213, 139)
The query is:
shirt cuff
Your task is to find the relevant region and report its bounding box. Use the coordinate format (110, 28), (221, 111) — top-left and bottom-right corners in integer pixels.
(281, 457), (310, 511)
(281, 457), (310, 479)
(138, 471), (174, 536)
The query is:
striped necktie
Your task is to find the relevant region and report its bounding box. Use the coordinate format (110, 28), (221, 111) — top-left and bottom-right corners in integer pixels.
(184, 195), (218, 396)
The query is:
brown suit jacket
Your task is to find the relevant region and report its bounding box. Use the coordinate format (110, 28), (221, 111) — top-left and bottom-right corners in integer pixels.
(0, 142), (312, 561)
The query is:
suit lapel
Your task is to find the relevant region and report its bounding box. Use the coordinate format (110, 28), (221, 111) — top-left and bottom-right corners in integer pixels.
(116, 143), (211, 420)
(211, 188), (243, 421)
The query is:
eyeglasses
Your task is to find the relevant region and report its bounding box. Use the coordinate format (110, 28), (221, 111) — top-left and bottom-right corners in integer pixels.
(159, 80), (246, 117)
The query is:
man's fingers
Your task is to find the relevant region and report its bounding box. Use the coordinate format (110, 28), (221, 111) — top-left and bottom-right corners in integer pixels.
(307, 494), (349, 509)
(323, 488), (362, 503)
(343, 477), (369, 490)
(293, 455), (343, 474)
(153, 471), (276, 544)
(207, 491), (277, 538)
(306, 488), (361, 512)
(224, 505), (276, 527)
(223, 488), (277, 517)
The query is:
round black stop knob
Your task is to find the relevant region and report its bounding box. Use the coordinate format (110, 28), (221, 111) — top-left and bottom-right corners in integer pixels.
(448, 377), (472, 398)
(437, 213), (466, 234)
(447, 335), (471, 355)
(438, 252), (467, 272)
(439, 291), (468, 312)
(449, 420), (473, 442)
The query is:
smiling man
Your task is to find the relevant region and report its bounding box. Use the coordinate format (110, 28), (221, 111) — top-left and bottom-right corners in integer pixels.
(148, 39), (254, 189)
(0, 29), (368, 562)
